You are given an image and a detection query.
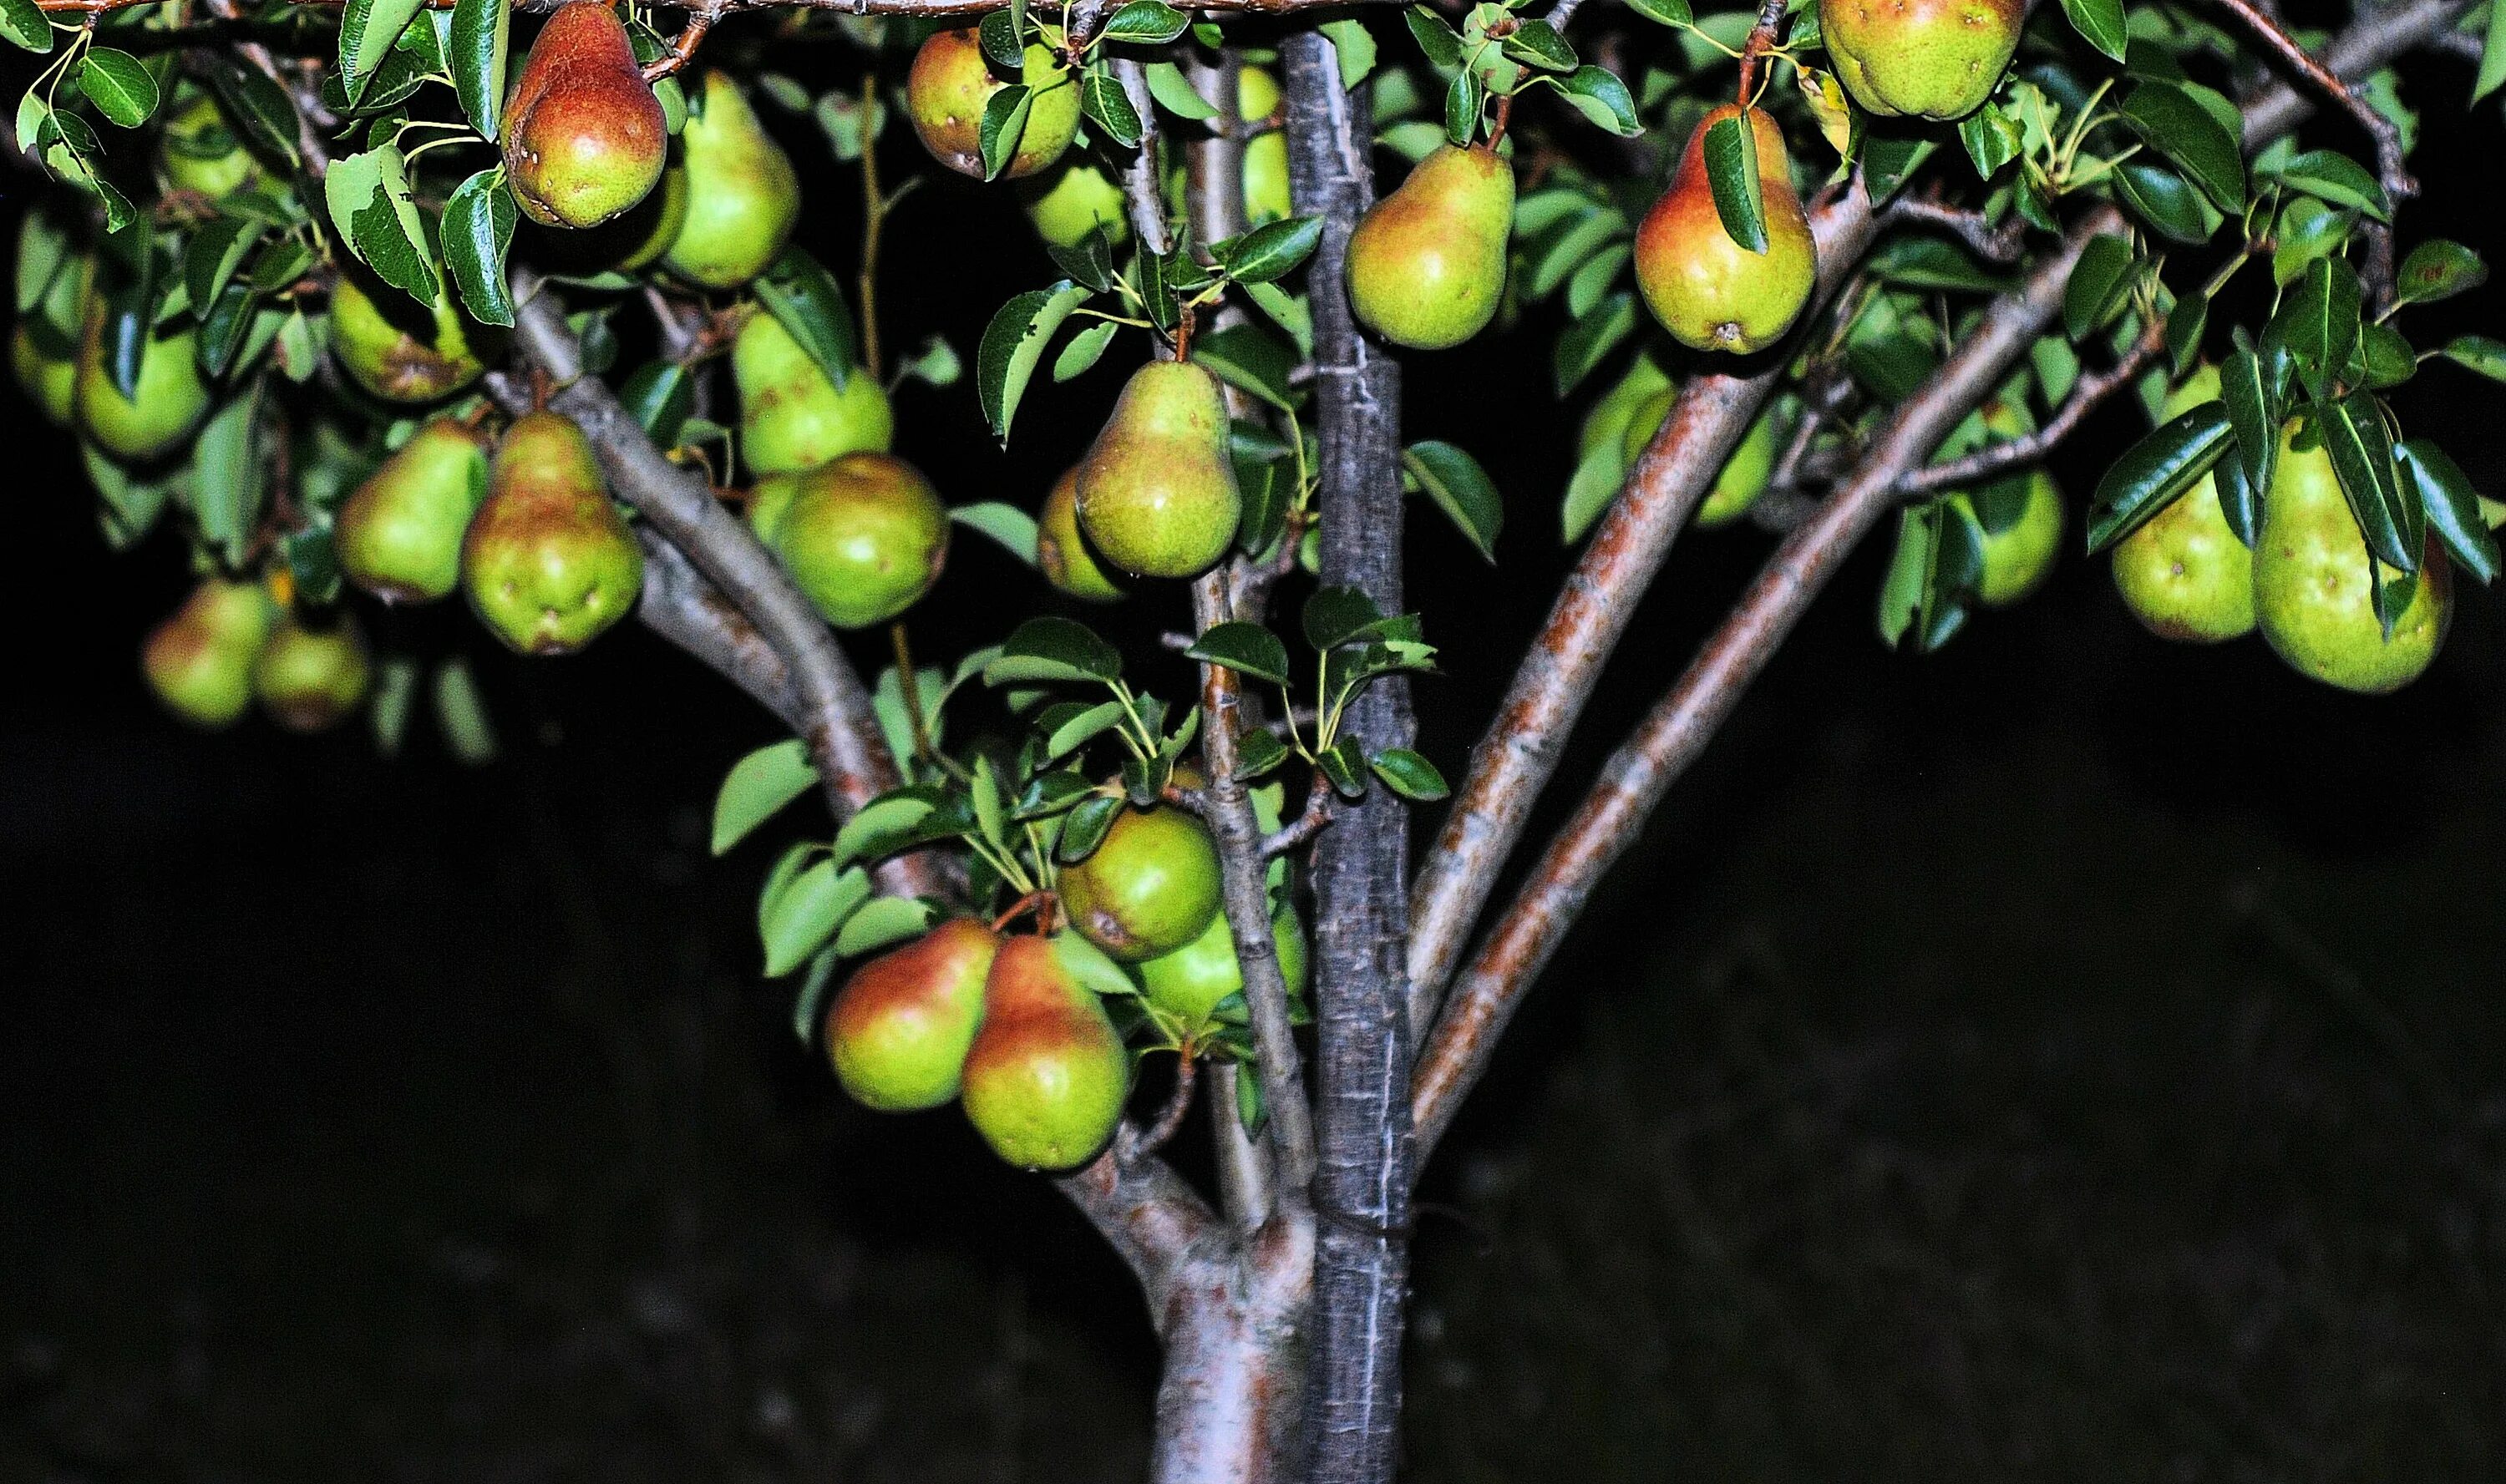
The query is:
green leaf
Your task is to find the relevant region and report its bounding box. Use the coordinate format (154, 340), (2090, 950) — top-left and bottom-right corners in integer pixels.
(2113, 161), (2216, 246)
(977, 84), (1033, 181)
(324, 144), (439, 306)
(1187, 620), (1291, 686)
(1405, 6), (1464, 70)
(1192, 322), (1301, 412)
(1701, 111), (1768, 254)
(977, 280), (1092, 443)
(2437, 333), (2506, 382)
(1443, 65), (1484, 146)
(986, 615), (1124, 685)
(1403, 440), (1501, 561)
(2394, 240), (2486, 306)
(756, 247), (859, 390)
(951, 501), (1040, 565)
(2219, 347), (2278, 501)
(1865, 236), (2010, 293)
(440, 166), (517, 327)
(791, 945), (840, 1046)
(2354, 321), (2414, 389)
(1099, 0), (1190, 43)
(2117, 82), (2245, 213)
(713, 740), (820, 854)
(1223, 215), (1323, 285)
(1317, 740), (1368, 798)
(78, 49), (159, 127)
(338, 0), (426, 104)
(1080, 67), (1142, 149)
(1058, 792), (1123, 863)
(1054, 318), (1119, 382)
(1553, 291), (1636, 397)
(191, 389), (262, 565)
(185, 217), (261, 322)
(971, 755), (1007, 848)
(1550, 65), (1641, 136)
(762, 859), (872, 976)
(0, 0), (50, 54)
(429, 656), (495, 765)
(1042, 699), (1128, 761)
(1143, 61), (1219, 120)
(831, 791), (944, 868)
(2268, 149), (2390, 222)
(1302, 585), (1383, 651)
(1233, 728), (1291, 782)
(1501, 19), (1575, 72)
(2476, 0), (2506, 104)
(1368, 747), (1448, 801)
(834, 896), (937, 957)
(1624, 0), (1692, 24)
(1560, 437), (1624, 544)
(979, 9), (1023, 68)
(1319, 17), (1377, 87)
(618, 359), (694, 446)
(2165, 291), (2208, 374)
(2085, 402), (2234, 551)
(1524, 204), (1626, 301)
(2063, 234), (2134, 342)
(1047, 228), (1119, 295)
(2397, 439), (2498, 584)
(1958, 103), (2020, 178)
(2280, 255), (2361, 404)
(2315, 395), (2417, 573)
(448, 0), (509, 140)
(2059, 0), (2128, 61)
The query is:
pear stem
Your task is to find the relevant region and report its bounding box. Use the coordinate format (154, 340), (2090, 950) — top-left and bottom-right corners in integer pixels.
(1732, 0), (1788, 103)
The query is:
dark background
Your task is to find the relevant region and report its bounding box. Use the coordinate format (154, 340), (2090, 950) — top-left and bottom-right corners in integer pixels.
(8, 18), (2506, 1481)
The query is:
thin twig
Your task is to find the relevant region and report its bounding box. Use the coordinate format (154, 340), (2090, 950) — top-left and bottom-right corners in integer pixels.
(640, 6), (720, 80)
(1125, 1053), (1200, 1163)
(1261, 783), (1332, 858)
(1896, 315), (2164, 496)
(1733, 0), (1789, 103)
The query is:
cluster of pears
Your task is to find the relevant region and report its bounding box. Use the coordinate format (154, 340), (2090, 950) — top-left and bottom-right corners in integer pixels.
(1346, 143), (1515, 351)
(827, 797), (1302, 1170)
(1819, 0), (2025, 122)
(143, 577), (373, 732)
(1636, 105), (1817, 355)
(906, 25), (1079, 180)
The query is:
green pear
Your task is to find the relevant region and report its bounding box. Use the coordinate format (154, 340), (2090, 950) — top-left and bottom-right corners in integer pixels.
(1074, 360), (1241, 579)
(1820, 0), (2023, 122)
(906, 27), (1079, 180)
(1944, 398), (2061, 606)
(337, 418), (494, 603)
(1137, 899), (1307, 1037)
(1635, 105), (1816, 354)
(734, 311), (893, 475)
(1037, 464), (1123, 602)
(662, 70), (799, 290)
(500, 0), (667, 229)
(1057, 799), (1222, 962)
(75, 309), (208, 462)
(960, 932), (1132, 1171)
(1238, 66), (1291, 225)
(462, 411), (645, 653)
(253, 615), (373, 732)
(766, 452), (949, 629)
(1345, 144), (1514, 351)
(828, 918), (1002, 1112)
(2115, 365), (2255, 641)
(746, 468), (802, 545)
(1020, 159), (1131, 249)
(157, 87), (264, 198)
(143, 577), (277, 728)
(329, 270), (503, 404)
(2255, 418), (2450, 692)
(13, 323), (76, 425)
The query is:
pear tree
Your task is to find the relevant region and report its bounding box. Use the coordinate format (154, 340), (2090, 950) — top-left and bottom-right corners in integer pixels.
(7, 0), (2504, 1476)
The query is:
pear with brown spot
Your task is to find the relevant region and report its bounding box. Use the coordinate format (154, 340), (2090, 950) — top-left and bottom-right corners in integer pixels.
(462, 412), (645, 654)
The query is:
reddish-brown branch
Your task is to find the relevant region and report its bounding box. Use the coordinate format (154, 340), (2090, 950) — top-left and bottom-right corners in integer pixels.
(640, 6), (719, 80)
(1732, 0), (1789, 103)
(1126, 1053), (1201, 1163)
(1896, 315), (2164, 497)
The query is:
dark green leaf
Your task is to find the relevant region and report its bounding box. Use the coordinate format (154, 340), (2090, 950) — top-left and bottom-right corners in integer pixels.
(2165, 291), (2208, 374)
(986, 615), (1124, 685)
(976, 281), (1091, 443)
(1403, 440), (1501, 561)
(1302, 585), (1382, 651)
(78, 48), (158, 127)
(1443, 64), (1483, 146)
(2279, 255), (2361, 404)
(2394, 240), (2486, 306)
(2397, 439), (2497, 583)
(2085, 403), (2234, 551)
(2478, 0), (2506, 104)
(1142, 61), (1218, 120)
(0, 0), (50, 54)
(1192, 322), (1301, 412)
(1222, 215), (1323, 284)
(2063, 233), (2135, 342)
(757, 247), (859, 389)
(1500, 19), (1575, 72)
(2212, 438), (2259, 548)
(1701, 111), (1768, 254)
(1405, 5), (1464, 70)
(2059, 0), (2128, 61)
(1551, 65), (1641, 136)
(185, 217), (260, 322)
(191, 389), (262, 565)
(338, 0), (426, 103)
(1367, 747), (1448, 801)
(1866, 236), (2010, 292)
(1232, 728), (1290, 781)
(978, 83), (1034, 181)
(2117, 82), (2244, 213)
(1058, 792), (1123, 863)
(2354, 322), (2414, 389)
(323, 144), (439, 306)
(2113, 161), (2216, 245)
(1080, 66), (1143, 149)
(1552, 291), (1636, 397)
(618, 359), (695, 447)
(2315, 396), (2418, 572)
(1047, 227), (1119, 294)
(440, 166), (517, 327)
(448, 0), (509, 139)
(1188, 621), (1291, 686)
(2219, 347), (2278, 500)
(1317, 739), (1367, 798)
(2269, 149), (2390, 222)
(1958, 103), (2020, 178)
(979, 10), (1023, 69)
(2437, 334), (2506, 382)
(1099, 0), (1190, 43)
(1623, 0), (1692, 23)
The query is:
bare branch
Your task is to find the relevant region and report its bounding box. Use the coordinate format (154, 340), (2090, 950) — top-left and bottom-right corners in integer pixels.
(1885, 195), (2027, 264)
(1124, 1055), (1200, 1164)
(634, 528), (809, 732)
(1054, 1142), (1227, 1325)
(1261, 783), (1332, 858)
(1896, 315), (2164, 497)
(1113, 58), (1177, 259)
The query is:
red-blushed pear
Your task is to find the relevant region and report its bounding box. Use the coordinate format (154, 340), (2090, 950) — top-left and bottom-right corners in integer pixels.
(1820, 0), (2023, 122)
(252, 615), (373, 733)
(1056, 799), (1223, 962)
(2113, 364), (2256, 642)
(1137, 899), (1308, 1039)
(2254, 418), (2450, 693)
(1074, 360), (1240, 580)
(827, 919), (1002, 1112)
(959, 932), (1132, 1171)
(1037, 464), (1123, 602)
(501, 1), (668, 230)
(1345, 144), (1514, 351)
(763, 452), (950, 630)
(906, 27), (1080, 180)
(662, 71), (799, 290)
(733, 311), (893, 474)
(143, 577), (278, 728)
(462, 411), (645, 654)
(1633, 105), (1816, 355)
(336, 418), (494, 604)
(328, 269), (503, 405)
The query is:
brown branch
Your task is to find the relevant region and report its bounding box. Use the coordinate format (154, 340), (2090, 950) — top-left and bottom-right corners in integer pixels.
(1896, 314), (2164, 496)
(1124, 1053), (1200, 1163)
(1113, 58), (1175, 260)
(1885, 194), (2027, 265)
(1732, 0), (1789, 103)
(640, 6), (719, 80)
(1261, 783), (1332, 858)
(1053, 1142), (1228, 1326)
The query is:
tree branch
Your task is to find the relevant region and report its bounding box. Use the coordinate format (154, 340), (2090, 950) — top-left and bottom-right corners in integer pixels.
(634, 527), (809, 733)
(1884, 194), (2027, 265)
(1113, 58), (1176, 260)
(1053, 1143), (1227, 1330)
(1895, 315), (2164, 497)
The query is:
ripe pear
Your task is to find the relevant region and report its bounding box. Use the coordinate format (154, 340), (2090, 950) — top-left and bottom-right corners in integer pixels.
(13, 323), (76, 425)
(462, 411), (645, 653)
(1037, 464), (1123, 602)
(501, 0), (667, 230)
(1820, 0), (2023, 122)
(906, 27), (1080, 180)
(329, 270), (502, 404)
(1137, 899), (1307, 1036)
(142, 577), (277, 728)
(662, 71), (799, 290)
(157, 87), (264, 198)
(2114, 366), (2255, 642)
(734, 311), (893, 474)
(1074, 360), (1241, 579)
(2254, 418), (2450, 693)
(1238, 66), (1291, 224)
(1020, 159), (1131, 249)
(827, 918), (1002, 1112)
(337, 418), (494, 604)
(252, 615), (372, 732)
(75, 309), (208, 463)
(1345, 144), (1514, 351)
(1635, 105), (1817, 355)
(765, 452), (949, 630)
(1057, 799), (1222, 962)
(960, 932), (1132, 1171)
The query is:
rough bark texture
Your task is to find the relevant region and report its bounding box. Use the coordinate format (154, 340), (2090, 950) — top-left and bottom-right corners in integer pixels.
(1284, 32), (1413, 1484)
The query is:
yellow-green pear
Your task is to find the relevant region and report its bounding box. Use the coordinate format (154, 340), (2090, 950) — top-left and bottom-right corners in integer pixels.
(827, 919), (1002, 1112)
(1020, 159), (1131, 248)
(961, 932), (1131, 1171)
(1239, 66), (1291, 224)
(906, 26), (1079, 180)
(766, 451), (950, 629)
(1037, 464), (1123, 602)
(1820, 0), (2023, 122)
(662, 70), (799, 290)
(13, 323), (76, 425)
(1345, 144), (1514, 351)
(2255, 418), (2450, 692)
(1074, 360), (1241, 579)
(328, 270), (503, 405)
(733, 311), (893, 475)
(1057, 799), (1223, 961)
(462, 411), (645, 653)
(2114, 365), (2255, 641)
(1137, 900), (1307, 1037)
(1945, 399), (2061, 606)
(336, 418), (494, 603)
(252, 615), (373, 732)
(158, 87), (265, 198)
(142, 577), (277, 728)
(1634, 105), (1816, 354)
(1615, 378), (1781, 528)
(75, 310), (208, 462)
